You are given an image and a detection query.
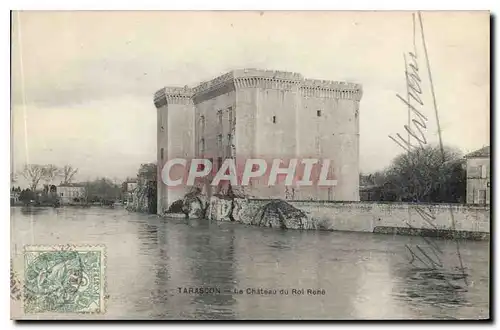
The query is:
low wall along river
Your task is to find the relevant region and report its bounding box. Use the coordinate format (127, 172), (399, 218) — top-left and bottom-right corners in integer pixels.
(205, 196), (490, 240)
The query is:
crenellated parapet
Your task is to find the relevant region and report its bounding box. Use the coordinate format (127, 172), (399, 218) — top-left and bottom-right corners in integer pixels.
(232, 68), (303, 91)
(153, 86), (193, 108)
(192, 72), (234, 95)
(154, 69), (363, 107)
(300, 79), (363, 101)
(233, 68), (303, 80)
(233, 77), (301, 90)
(192, 72), (235, 105)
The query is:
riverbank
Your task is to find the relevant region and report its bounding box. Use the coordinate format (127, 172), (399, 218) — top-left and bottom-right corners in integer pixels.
(173, 196), (490, 240)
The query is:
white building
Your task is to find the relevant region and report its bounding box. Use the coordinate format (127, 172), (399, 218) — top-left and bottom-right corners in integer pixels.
(57, 184), (87, 205)
(465, 146), (490, 205)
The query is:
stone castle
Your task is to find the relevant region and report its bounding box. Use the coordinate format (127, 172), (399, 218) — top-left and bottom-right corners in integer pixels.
(154, 69), (363, 214)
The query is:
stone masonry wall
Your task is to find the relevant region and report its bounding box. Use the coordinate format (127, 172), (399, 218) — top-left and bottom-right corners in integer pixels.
(207, 196), (490, 239)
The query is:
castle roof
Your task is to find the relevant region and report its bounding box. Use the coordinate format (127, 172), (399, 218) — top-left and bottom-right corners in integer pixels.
(154, 68), (363, 108)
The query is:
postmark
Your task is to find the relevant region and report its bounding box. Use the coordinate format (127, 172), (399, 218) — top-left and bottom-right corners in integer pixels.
(23, 245), (106, 314)
(11, 258), (22, 301)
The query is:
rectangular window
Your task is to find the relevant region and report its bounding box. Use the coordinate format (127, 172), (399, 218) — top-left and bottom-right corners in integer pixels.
(317, 110), (322, 117)
(228, 106), (234, 130)
(199, 115), (205, 138)
(272, 116), (276, 124)
(478, 189), (487, 204)
(160, 148), (164, 160)
(218, 110), (223, 127)
(201, 139), (205, 152)
(480, 165), (487, 179)
(217, 134), (223, 148)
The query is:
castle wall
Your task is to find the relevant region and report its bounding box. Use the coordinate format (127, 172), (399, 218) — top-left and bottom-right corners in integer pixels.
(208, 196), (490, 239)
(232, 71), (302, 199)
(296, 82), (361, 201)
(194, 91), (236, 163)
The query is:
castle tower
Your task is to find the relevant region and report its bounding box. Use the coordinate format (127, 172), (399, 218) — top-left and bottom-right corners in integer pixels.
(154, 86), (195, 213)
(154, 69), (363, 214)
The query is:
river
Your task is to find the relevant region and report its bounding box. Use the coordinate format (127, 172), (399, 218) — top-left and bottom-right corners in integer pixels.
(10, 206), (489, 320)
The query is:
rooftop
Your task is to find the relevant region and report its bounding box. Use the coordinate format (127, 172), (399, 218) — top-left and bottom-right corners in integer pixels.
(58, 183), (86, 188)
(465, 146), (490, 158)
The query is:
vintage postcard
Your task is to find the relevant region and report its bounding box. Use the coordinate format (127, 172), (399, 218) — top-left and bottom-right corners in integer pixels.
(10, 11), (490, 320)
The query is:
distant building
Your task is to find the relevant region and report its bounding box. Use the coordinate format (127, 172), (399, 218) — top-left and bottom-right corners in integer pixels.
(465, 146), (490, 205)
(154, 69), (363, 214)
(10, 190), (20, 205)
(126, 181), (138, 193)
(128, 163), (157, 214)
(57, 183), (87, 204)
(123, 179), (138, 204)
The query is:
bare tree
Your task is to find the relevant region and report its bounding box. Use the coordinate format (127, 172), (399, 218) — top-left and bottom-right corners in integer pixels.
(20, 164), (45, 191)
(62, 165), (79, 184)
(42, 164), (61, 185)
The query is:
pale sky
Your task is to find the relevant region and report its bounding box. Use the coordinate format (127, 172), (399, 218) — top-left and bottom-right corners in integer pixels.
(11, 11), (490, 186)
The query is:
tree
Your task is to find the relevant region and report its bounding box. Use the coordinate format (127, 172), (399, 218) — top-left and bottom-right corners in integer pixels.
(42, 164), (60, 185)
(19, 188), (36, 204)
(383, 145), (465, 203)
(138, 163), (157, 181)
(62, 165), (78, 184)
(20, 165), (45, 191)
(85, 178), (122, 202)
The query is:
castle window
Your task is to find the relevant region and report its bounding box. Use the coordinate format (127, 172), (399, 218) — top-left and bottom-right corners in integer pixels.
(217, 134), (223, 148)
(161, 148), (164, 160)
(317, 110), (322, 117)
(217, 157), (223, 171)
(218, 110), (223, 127)
(228, 107), (234, 130)
(272, 116), (276, 124)
(201, 139), (205, 152)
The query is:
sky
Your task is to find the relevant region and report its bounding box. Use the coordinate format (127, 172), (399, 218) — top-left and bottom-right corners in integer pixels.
(10, 11), (490, 186)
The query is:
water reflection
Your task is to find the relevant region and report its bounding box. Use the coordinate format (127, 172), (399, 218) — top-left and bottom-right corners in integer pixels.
(185, 220), (236, 320)
(10, 207), (489, 320)
(393, 268), (469, 311)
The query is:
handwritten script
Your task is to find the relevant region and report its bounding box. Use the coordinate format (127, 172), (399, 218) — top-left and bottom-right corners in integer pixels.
(388, 12), (467, 289)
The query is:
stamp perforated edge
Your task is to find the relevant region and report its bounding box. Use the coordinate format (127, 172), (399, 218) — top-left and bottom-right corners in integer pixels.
(22, 244), (107, 315)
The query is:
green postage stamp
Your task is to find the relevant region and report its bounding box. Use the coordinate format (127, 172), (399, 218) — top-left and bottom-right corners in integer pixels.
(23, 245), (106, 314)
